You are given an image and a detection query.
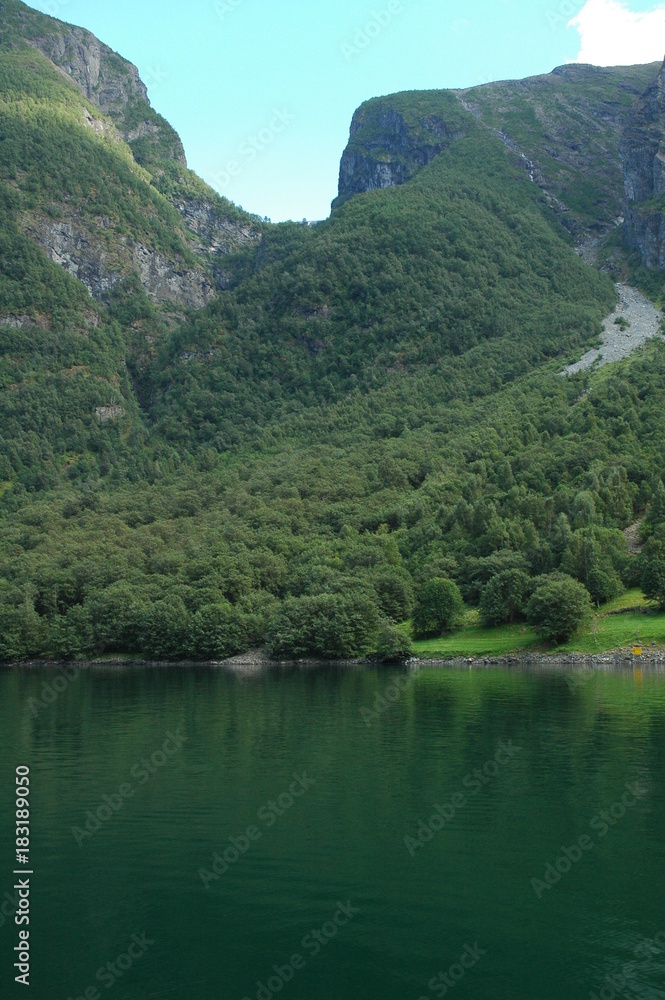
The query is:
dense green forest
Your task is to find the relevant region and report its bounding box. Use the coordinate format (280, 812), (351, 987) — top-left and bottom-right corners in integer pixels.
(1, 2), (665, 661)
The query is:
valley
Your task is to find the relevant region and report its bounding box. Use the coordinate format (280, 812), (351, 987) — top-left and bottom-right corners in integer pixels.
(0, 1), (665, 664)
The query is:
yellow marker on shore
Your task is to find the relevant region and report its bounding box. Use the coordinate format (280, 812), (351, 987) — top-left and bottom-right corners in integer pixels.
(633, 646), (642, 656)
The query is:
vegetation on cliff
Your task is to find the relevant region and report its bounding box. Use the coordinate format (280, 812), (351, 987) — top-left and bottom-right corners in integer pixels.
(1, 2), (665, 661)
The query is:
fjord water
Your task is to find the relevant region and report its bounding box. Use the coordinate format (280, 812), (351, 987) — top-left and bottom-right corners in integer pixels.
(1, 665), (664, 1000)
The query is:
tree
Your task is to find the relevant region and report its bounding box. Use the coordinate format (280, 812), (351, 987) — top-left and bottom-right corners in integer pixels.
(586, 565), (621, 607)
(640, 531), (665, 609)
(0, 600), (44, 662)
(374, 624), (414, 662)
(412, 578), (464, 638)
(87, 583), (149, 653)
(479, 569), (530, 626)
(645, 479), (665, 531)
(374, 573), (414, 622)
(189, 603), (248, 659)
(525, 575), (592, 643)
(641, 556), (665, 609)
(138, 597), (189, 660)
(266, 593), (380, 659)
(44, 606), (96, 659)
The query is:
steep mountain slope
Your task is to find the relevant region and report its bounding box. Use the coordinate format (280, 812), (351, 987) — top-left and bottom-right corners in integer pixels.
(336, 62), (661, 234)
(0, 0), (262, 308)
(621, 59), (665, 270)
(146, 130), (613, 450)
(2, 1), (665, 662)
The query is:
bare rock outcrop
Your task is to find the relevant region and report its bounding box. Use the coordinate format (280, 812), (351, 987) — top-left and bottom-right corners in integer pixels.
(25, 17), (186, 166)
(25, 213), (214, 309)
(335, 103), (465, 208)
(621, 58), (665, 269)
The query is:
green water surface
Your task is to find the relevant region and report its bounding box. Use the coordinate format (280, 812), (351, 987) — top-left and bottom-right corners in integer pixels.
(1, 663), (664, 1000)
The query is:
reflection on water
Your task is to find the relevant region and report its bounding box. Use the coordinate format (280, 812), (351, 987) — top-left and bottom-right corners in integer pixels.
(1, 662), (664, 1000)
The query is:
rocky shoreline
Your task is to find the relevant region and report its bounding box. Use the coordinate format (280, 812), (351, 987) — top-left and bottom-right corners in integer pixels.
(407, 650), (665, 669)
(5, 647), (665, 671)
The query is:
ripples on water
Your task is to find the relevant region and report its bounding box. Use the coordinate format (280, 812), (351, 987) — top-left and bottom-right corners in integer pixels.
(1, 663), (664, 1000)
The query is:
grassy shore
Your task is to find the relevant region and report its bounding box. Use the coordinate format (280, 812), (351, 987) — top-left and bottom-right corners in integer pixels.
(411, 589), (665, 659)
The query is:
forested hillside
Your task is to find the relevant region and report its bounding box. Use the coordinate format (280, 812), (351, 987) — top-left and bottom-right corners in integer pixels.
(1, 0), (665, 661)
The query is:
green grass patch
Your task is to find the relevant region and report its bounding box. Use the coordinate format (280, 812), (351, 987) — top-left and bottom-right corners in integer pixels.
(412, 613), (541, 658)
(556, 610), (665, 655)
(597, 587), (652, 613)
(411, 592), (665, 659)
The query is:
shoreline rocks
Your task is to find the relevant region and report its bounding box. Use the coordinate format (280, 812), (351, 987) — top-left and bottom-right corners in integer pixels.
(5, 647), (665, 671)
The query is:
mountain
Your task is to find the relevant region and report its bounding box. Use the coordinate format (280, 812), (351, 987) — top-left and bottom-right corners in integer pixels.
(1, 0), (665, 663)
(0, 0), (262, 310)
(621, 59), (665, 270)
(335, 62), (661, 235)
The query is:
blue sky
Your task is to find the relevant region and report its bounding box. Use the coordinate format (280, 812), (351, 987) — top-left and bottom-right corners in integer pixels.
(27, 0), (665, 222)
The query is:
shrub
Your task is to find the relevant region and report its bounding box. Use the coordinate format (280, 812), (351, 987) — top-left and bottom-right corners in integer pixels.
(525, 574), (592, 643)
(374, 624), (414, 662)
(266, 593), (380, 659)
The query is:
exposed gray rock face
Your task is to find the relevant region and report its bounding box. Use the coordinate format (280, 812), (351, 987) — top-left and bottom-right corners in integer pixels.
(336, 106), (465, 204)
(25, 214), (214, 309)
(80, 106), (117, 139)
(29, 27), (146, 109)
(0, 314), (37, 328)
(131, 241), (213, 309)
(178, 199), (259, 255)
(176, 199), (262, 288)
(27, 22), (186, 165)
(4, 1), (263, 308)
(95, 405), (125, 421)
(621, 58), (665, 269)
(24, 217), (116, 298)
(336, 63), (660, 236)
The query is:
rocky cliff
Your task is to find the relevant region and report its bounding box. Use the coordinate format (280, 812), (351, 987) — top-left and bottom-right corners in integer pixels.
(1, 0), (262, 308)
(621, 58), (665, 270)
(335, 63), (661, 235)
(24, 212), (215, 308)
(335, 96), (468, 208)
(176, 199), (261, 289)
(7, 0), (188, 168)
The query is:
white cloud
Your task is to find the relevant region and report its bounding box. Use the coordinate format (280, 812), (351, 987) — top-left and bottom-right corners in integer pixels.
(569, 0), (665, 65)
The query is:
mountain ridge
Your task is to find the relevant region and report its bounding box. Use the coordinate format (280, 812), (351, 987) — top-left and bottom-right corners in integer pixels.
(334, 60), (663, 246)
(0, 0), (263, 308)
(621, 57), (665, 270)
